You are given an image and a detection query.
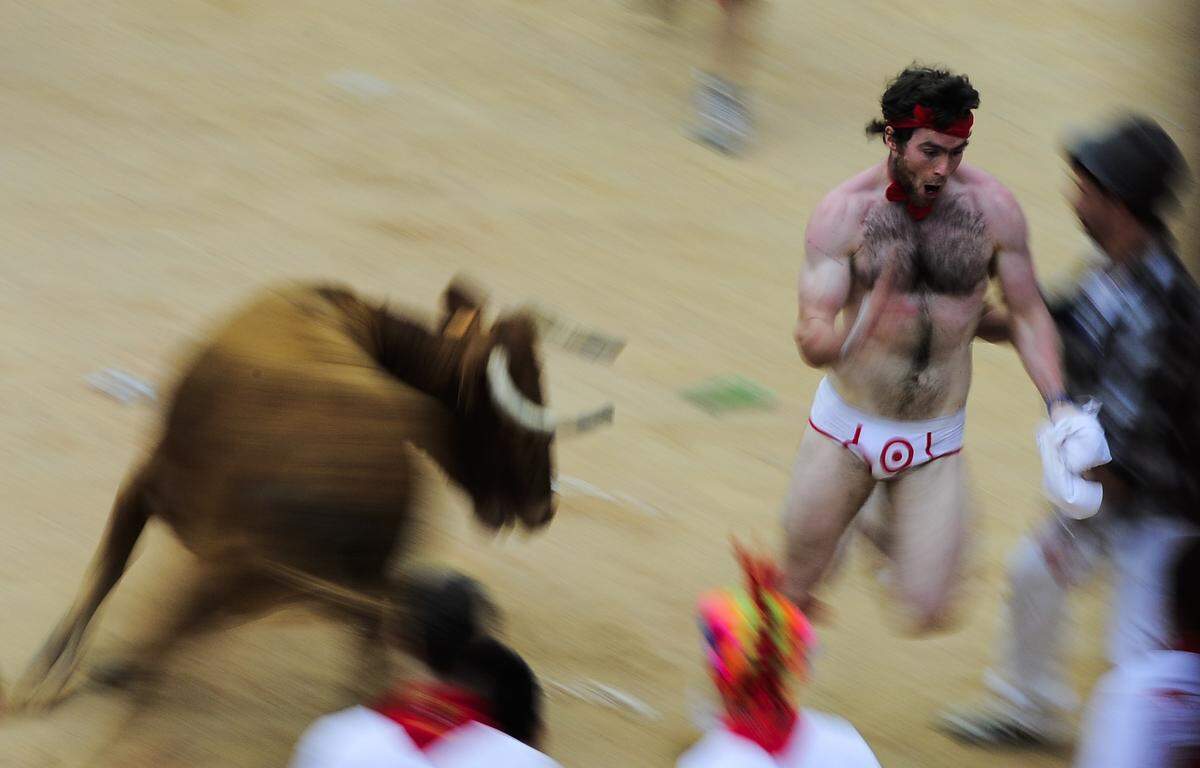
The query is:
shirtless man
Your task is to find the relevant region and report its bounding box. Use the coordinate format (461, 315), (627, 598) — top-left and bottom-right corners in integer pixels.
(782, 65), (1100, 631)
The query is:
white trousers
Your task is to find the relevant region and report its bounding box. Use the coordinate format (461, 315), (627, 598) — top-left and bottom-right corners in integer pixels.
(985, 510), (1198, 717)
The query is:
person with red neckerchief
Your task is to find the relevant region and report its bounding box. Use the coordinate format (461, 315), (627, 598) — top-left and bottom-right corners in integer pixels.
(289, 571), (560, 768)
(678, 546), (880, 767)
(782, 64), (1105, 633)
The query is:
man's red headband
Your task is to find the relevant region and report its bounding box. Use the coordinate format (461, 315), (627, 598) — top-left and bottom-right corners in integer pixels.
(888, 104), (973, 139)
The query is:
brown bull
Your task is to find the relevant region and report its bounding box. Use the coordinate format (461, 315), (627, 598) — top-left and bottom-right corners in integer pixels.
(10, 278), (611, 709)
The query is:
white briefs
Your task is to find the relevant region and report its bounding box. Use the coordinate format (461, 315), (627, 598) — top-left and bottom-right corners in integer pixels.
(807, 378), (965, 480)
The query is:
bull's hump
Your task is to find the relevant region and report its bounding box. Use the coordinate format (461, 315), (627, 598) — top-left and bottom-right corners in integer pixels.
(200, 291), (373, 368)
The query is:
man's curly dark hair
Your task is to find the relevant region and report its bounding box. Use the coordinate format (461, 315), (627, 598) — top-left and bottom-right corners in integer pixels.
(450, 637), (544, 746)
(393, 569), (498, 675)
(866, 65), (980, 147)
(389, 569), (544, 746)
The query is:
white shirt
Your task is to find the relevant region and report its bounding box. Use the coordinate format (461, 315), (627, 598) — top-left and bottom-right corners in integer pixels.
(425, 721), (561, 768)
(677, 709), (881, 768)
(290, 706), (429, 768)
(1075, 650), (1200, 768)
(290, 706), (562, 768)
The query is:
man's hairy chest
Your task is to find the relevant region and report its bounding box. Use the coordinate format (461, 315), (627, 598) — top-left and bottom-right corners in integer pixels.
(852, 199), (993, 296)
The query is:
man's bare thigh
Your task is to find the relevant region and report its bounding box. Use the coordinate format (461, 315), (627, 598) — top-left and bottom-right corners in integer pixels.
(784, 425), (876, 521)
(884, 453), (972, 626)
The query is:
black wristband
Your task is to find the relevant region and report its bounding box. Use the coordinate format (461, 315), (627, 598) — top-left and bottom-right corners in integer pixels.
(1045, 393), (1072, 413)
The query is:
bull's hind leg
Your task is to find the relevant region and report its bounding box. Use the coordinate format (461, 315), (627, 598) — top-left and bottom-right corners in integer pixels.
(10, 469), (152, 710)
(89, 565), (297, 691)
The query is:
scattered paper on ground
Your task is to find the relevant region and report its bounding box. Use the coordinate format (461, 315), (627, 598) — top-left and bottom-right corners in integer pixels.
(552, 475), (664, 517)
(545, 678), (661, 721)
(680, 375), (778, 416)
(84, 369), (157, 405)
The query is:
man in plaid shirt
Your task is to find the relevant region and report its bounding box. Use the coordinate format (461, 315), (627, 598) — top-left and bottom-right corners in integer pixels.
(1051, 236), (1200, 521)
(938, 114), (1200, 749)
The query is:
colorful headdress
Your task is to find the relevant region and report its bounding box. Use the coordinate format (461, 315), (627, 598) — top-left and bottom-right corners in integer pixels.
(697, 542), (815, 708)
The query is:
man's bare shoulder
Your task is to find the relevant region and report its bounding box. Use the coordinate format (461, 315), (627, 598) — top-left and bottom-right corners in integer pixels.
(955, 164), (1023, 214)
(829, 163), (889, 204)
(807, 165), (885, 258)
(955, 164), (1027, 242)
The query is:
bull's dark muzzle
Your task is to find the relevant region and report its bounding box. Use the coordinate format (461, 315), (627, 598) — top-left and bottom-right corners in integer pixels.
(520, 497), (556, 529)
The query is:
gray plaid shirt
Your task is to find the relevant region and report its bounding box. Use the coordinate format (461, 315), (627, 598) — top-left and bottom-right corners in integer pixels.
(1048, 239), (1200, 521)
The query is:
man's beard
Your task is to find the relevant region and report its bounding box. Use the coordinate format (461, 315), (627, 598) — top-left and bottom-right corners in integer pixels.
(890, 154), (920, 199)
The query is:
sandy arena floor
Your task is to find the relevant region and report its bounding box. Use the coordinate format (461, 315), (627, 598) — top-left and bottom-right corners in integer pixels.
(0, 0), (1196, 765)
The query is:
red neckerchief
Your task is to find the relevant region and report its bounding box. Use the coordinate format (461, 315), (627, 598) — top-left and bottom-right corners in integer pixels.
(884, 104), (974, 221)
(373, 682), (496, 750)
(885, 179), (933, 221)
(723, 690), (800, 755)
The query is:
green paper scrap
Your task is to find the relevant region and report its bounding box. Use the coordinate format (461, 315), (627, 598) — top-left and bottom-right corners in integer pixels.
(680, 375), (779, 415)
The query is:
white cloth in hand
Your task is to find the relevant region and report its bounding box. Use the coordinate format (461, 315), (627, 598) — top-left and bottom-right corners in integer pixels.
(1053, 403), (1111, 473)
(1038, 402), (1112, 520)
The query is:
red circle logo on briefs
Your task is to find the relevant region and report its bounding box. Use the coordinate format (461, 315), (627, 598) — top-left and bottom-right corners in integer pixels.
(880, 438), (914, 474)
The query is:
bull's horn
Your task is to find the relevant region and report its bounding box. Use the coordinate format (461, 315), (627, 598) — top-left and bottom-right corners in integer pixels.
(485, 348), (614, 436)
(486, 348), (556, 434)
